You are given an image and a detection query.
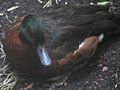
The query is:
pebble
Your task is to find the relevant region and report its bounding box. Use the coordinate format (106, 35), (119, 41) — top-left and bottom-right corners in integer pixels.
(65, 2), (68, 5)
(0, 12), (4, 16)
(97, 63), (103, 68)
(0, 25), (2, 28)
(15, 2), (19, 5)
(102, 66), (108, 72)
(90, 2), (94, 5)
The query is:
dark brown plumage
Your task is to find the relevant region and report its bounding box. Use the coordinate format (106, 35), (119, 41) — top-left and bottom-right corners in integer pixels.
(3, 4), (120, 80)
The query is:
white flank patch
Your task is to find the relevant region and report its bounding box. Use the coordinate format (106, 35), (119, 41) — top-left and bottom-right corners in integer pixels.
(98, 33), (104, 43)
(79, 42), (84, 49)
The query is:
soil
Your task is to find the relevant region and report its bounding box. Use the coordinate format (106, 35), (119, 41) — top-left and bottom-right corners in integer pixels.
(0, 0), (120, 90)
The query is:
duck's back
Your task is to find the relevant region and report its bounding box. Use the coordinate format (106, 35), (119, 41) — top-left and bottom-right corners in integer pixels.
(38, 4), (119, 42)
(32, 4), (120, 62)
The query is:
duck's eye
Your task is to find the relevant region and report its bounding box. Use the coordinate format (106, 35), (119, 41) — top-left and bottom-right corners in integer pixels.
(27, 29), (34, 39)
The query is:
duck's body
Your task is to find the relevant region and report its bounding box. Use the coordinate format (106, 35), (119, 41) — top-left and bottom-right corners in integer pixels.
(3, 4), (120, 80)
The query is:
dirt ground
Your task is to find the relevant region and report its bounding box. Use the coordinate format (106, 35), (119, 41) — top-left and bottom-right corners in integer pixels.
(0, 0), (120, 90)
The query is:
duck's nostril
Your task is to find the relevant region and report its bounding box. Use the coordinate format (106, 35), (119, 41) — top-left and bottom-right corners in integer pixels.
(39, 48), (42, 53)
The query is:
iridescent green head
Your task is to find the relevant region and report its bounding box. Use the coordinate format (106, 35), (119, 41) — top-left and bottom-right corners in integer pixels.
(19, 15), (45, 46)
(19, 15), (52, 66)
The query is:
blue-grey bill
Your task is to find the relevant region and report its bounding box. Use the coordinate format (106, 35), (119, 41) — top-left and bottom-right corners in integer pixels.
(37, 46), (52, 66)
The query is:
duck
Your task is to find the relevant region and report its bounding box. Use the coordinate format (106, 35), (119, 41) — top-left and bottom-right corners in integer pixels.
(3, 4), (120, 80)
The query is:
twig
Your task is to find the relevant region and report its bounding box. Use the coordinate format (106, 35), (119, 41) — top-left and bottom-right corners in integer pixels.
(7, 6), (19, 12)
(5, 14), (12, 23)
(37, 0), (43, 4)
(43, 0), (53, 8)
